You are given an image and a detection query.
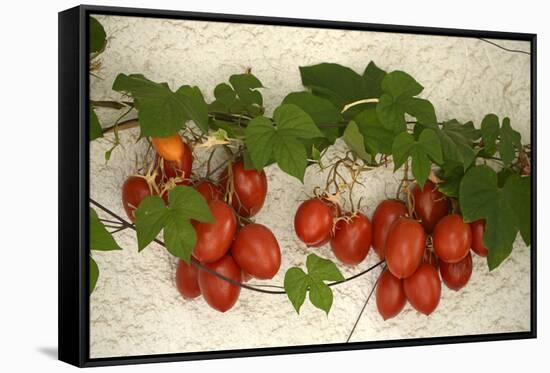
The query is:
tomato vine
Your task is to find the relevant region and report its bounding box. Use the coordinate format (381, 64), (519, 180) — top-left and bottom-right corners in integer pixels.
(88, 17), (531, 316)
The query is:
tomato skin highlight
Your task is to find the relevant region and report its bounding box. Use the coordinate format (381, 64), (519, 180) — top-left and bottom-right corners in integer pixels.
(152, 135), (185, 162)
(192, 200), (237, 263)
(330, 213), (372, 265)
(470, 219), (489, 257)
(385, 218), (426, 279)
(440, 251), (473, 291)
(372, 199), (408, 259)
(294, 199), (335, 247)
(433, 214), (472, 264)
(231, 223), (281, 280)
(175, 260), (201, 299)
(403, 263), (441, 316)
(222, 161), (267, 217)
(121, 176), (152, 222)
(411, 181), (450, 234)
(195, 181), (223, 202)
(198, 255), (242, 312)
(376, 269), (407, 320)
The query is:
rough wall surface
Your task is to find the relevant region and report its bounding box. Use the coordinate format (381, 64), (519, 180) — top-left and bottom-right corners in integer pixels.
(89, 15), (531, 358)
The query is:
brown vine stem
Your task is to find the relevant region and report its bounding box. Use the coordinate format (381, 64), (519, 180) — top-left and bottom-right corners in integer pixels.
(89, 197), (384, 295)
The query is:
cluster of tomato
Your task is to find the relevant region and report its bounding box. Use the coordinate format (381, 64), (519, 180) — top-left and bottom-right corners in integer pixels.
(121, 135), (282, 312)
(293, 180), (488, 320)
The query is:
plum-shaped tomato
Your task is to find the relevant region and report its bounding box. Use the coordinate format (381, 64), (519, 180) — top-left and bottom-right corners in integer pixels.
(403, 263), (441, 316)
(121, 175), (152, 222)
(294, 198), (338, 247)
(440, 251), (473, 291)
(195, 181), (223, 202)
(330, 212), (372, 265)
(198, 255), (242, 312)
(411, 181), (450, 234)
(175, 260), (201, 299)
(151, 134), (185, 162)
(385, 218), (426, 279)
(221, 161), (267, 217)
(376, 269), (407, 320)
(433, 214), (472, 264)
(372, 199), (408, 259)
(470, 219), (489, 257)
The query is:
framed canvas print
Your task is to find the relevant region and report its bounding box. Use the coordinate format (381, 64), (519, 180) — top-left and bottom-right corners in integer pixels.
(58, 5), (536, 368)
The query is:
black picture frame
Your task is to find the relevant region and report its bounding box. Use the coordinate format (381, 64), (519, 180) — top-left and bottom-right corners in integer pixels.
(58, 4), (537, 368)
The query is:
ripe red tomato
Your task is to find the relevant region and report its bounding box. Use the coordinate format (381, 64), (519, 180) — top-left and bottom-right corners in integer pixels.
(231, 224), (281, 280)
(372, 199), (408, 259)
(195, 181), (223, 202)
(433, 214), (472, 264)
(411, 181), (450, 234)
(470, 219), (489, 257)
(198, 255), (242, 312)
(376, 269), (407, 320)
(294, 198), (336, 247)
(440, 251), (473, 291)
(175, 260), (201, 299)
(151, 134), (185, 162)
(385, 218), (426, 279)
(156, 141), (193, 182)
(192, 200), (237, 263)
(121, 175), (152, 222)
(221, 161), (267, 217)
(330, 212), (372, 265)
(403, 263), (441, 315)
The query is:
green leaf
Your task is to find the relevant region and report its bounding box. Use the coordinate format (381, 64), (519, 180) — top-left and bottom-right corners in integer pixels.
(437, 120), (478, 169)
(283, 254), (343, 315)
(392, 129), (442, 188)
(163, 218), (196, 262)
(89, 107), (103, 141)
(90, 256), (99, 295)
(481, 114), (500, 155)
(244, 105), (322, 181)
(403, 98), (437, 127)
(282, 92), (343, 142)
(213, 83), (237, 108)
(89, 208), (122, 251)
(459, 165), (530, 270)
(499, 118), (522, 166)
(504, 174), (531, 245)
(306, 254), (345, 282)
(362, 61), (387, 98)
(112, 74), (189, 137)
(308, 281), (333, 315)
(284, 267), (310, 313)
(381, 71), (423, 99)
(175, 85), (209, 133)
(354, 109), (400, 156)
(343, 121), (372, 162)
(168, 186), (214, 223)
(438, 162), (465, 198)
(229, 73), (264, 107)
(90, 17), (106, 54)
(134, 196), (169, 251)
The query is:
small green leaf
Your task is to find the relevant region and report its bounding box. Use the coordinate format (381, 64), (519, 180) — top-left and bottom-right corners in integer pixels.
(481, 114), (500, 155)
(213, 83), (237, 108)
(163, 218), (196, 262)
(134, 196), (169, 251)
(437, 120), (478, 169)
(90, 107), (103, 141)
(273, 136), (308, 181)
(90, 17), (106, 54)
(403, 98), (437, 127)
(361, 61), (387, 98)
(90, 256), (99, 295)
(168, 186), (214, 223)
(245, 116), (276, 170)
(306, 254), (345, 282)
(175, 85), (209, 133)
(354, 109), (400, 156)
(504, 174), (531, 246)
(284, 267), (310, 313)
(311, 145), (322, 163)
(438, 162), (465, 198)
(308, 281), (333, 316)
(343, 121), (372, 162)
(381, 71), (423, 99)
(274, 104), (324, 139)
(499, 117), (522, 166)
(89, 208), (122, 251)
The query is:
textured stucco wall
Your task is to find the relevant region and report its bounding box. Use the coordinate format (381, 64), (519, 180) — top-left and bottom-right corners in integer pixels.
(89, 15), (531, 358)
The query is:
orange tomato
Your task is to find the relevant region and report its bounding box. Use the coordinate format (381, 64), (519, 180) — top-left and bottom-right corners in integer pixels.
(151, 135), (185, 161)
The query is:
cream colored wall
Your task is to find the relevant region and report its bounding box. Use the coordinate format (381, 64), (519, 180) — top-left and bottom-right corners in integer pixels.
(89, 15), (531, 358)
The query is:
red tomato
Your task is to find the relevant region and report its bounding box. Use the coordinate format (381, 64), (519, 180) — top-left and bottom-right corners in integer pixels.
(294, 198), (336, 247)
(152, 135), (185, 161)
(222, 161), (267, 217)
(372, 199), (408, 259)
(470, 219), (489, 257)
(433, 214), (472, 264)
(121, 176), (152, 222)
(330, 212), (372, 265)
(192, 200), (237, 263)
(376, 269), (407, 320)
(195, 181), (223, 202)
(411, 181), (450, 233)
(156, 141), (193, 182)
(403, 263), (441, 315)
(198, 255), (242, 312)
(385, 218), (426, 279)
(242, 271), (252, 283)
(440, 251), (473, 291)
(231, 224), (281, 280)
(175, 260), (201, 299)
